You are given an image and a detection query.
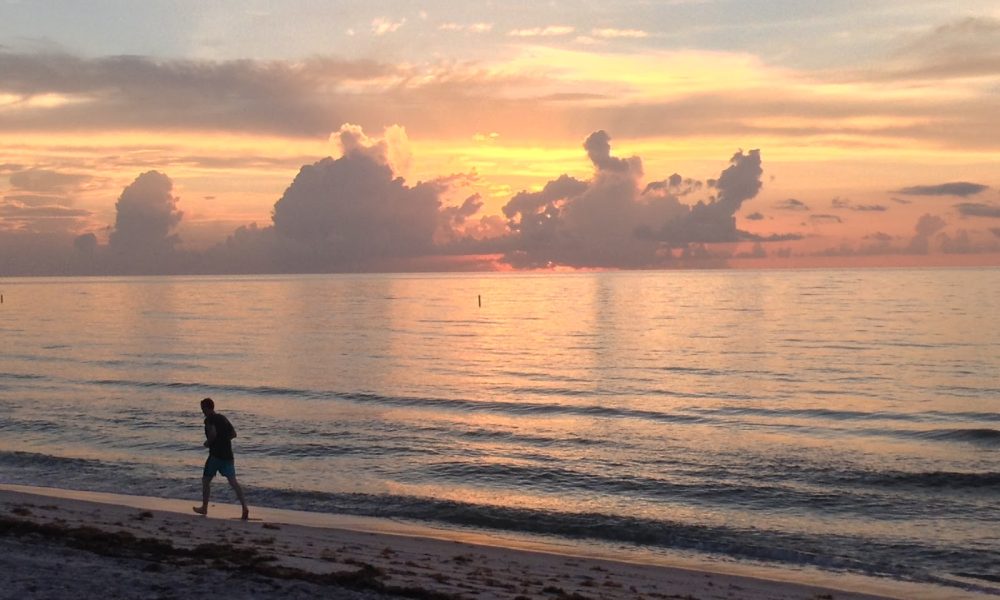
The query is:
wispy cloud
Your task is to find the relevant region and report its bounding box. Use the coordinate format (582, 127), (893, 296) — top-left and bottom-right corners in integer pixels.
(775, 198), (809, 211)
(508, 26), (575, 37)
(955, 202), (1000, 218)
(439, 22), (492, 33)
(371, 17), (406, 36)
(882, 17), (1000, 81)
(591, 28), (649, 39)
(895, 182), (989, 197)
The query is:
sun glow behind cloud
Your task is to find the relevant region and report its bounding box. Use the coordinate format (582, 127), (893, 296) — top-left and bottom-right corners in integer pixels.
(1, 5), (998, 273)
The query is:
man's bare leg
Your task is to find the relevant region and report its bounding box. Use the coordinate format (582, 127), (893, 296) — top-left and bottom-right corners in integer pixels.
(226, 476), (249, 520)
(192, 476), (211, 515)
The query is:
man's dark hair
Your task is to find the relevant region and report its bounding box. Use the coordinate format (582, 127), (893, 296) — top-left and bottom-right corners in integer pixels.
(201, 397), (215, 410)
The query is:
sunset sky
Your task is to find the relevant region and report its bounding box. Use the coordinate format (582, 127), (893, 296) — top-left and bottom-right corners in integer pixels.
(1, 0), (998, 274)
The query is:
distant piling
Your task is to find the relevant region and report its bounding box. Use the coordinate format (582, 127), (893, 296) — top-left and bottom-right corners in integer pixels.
(478, 294), (481, 308)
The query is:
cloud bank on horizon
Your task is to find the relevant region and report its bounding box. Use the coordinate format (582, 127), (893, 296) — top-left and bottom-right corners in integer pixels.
(3, 124), (997, 275)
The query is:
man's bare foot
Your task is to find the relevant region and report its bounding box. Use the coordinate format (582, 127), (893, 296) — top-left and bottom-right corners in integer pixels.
(241, 507), (249, 520)
(192, 506), (207, 515)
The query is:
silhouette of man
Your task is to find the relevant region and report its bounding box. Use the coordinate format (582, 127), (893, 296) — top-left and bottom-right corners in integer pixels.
(193, 397), (249, 520)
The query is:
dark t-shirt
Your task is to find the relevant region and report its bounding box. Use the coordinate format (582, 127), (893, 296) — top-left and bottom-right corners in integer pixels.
(205, 413), (236, 460)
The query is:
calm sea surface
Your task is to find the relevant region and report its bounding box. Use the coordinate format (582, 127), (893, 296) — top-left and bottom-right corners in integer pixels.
(0, 269), (997, 594)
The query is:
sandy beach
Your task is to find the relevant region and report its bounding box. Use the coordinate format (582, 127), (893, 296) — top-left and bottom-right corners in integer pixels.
(1, 484), (959, 600)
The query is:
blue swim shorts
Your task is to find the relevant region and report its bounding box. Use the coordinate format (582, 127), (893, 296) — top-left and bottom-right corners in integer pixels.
(203, 456), (237, 479)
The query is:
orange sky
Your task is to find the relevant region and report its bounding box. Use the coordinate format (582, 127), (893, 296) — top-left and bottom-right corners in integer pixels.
(1, 2), (998, 274)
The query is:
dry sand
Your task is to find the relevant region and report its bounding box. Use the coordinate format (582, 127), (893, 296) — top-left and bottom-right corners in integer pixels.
(0, 484), (965, 600)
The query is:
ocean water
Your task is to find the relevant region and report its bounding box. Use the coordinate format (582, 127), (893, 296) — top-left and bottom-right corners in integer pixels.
(0, 269), (997, 594)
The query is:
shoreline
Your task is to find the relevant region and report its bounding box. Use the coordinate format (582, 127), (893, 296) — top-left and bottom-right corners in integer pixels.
(1, 483), (979, 600)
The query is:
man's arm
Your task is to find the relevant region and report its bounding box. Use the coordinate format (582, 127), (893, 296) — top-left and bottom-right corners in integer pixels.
(204, 422), (217, 447)
(221, 416), (237, 440)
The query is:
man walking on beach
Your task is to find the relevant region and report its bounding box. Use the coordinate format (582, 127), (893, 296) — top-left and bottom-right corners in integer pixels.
(193, 397), (249, 520)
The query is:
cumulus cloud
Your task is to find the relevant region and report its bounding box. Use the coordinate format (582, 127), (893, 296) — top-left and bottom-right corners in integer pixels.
(205, 124), (495, 273)
(2, 170), (186, 274)
(74, 232), (97, 255)
(583, 130), (642, 174)
(108, 171), (183, 266)
(271, 149), (438, 266)
(500, 131), (767, 268)
(907, 213), (946, 254)
(816, 212), (1000, 258)
(734, 242), (767, 259)
(895, 181), (989, 197)
(955, 202), (1000, 218)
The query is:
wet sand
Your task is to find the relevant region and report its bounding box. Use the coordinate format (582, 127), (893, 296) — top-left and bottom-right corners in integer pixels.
(0, 484), (944, 600)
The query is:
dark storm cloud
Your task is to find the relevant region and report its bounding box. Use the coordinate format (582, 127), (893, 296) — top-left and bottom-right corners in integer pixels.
(955, 202), (1000, 218)
(500, 131), (769, 268)
(108, 171), (183, 261)
(775, 198), (809, 211)
(895, 182), (989, 197)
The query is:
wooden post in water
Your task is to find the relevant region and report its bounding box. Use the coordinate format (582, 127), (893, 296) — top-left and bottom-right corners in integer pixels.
(478, 294), (481, 307)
